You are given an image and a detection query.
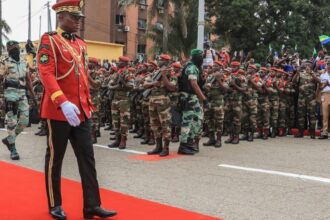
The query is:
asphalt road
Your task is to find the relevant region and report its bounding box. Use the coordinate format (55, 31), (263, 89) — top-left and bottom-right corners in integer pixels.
(1, 125), (330, 220)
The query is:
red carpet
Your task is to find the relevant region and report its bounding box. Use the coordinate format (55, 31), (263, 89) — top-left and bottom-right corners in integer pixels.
(129, 151), (183, 161)
(0, 161), (221, 220)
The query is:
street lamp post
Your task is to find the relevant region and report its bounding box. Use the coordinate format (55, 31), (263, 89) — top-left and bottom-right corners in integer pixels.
(197, 0), (205, 50)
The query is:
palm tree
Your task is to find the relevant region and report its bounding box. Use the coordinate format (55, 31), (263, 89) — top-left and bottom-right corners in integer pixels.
(0, 19), (12, 50)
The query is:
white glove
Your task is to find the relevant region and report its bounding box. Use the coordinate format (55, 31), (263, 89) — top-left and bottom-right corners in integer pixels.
(60, 101), (81, 127)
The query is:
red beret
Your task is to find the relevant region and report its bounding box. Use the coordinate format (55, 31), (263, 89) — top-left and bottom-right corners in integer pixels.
(271, 67), (277, 71)
(111, 66), (118, 71)
(88, 57), (98, 64)
(172, 62), (182, 68)
(248, 65), (257, 70)
(260, 67), (267, 71)
(149, 61), (158, 68)
(238, 69), (245, 74)
(160, 54), (172, 61)
(143, 63), (150, 68)
(128, 67), (136, 72)
(119, 56), (130, 62)
(231, 61), (241, 67)
(214, 61), (224, 67)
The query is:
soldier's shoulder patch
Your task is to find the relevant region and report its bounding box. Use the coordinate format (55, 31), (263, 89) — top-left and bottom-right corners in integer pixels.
(39, 53), (49, 65)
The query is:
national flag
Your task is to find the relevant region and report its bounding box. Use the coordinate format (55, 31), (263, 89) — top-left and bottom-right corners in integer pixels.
(319, 35), (330, 45)
(312, 48), (317, 56)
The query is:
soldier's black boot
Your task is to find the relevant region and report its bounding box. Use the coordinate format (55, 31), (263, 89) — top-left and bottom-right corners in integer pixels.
(134, 128), (144, 138)
(104, 124), (112, 131)
(225, 134), (234, 144)
(108, 135), (121, 148)
(118, 136), (127, 149)
(294, 129), (304, 138)
(38, 121), (48, 136)
(255, 128), (263, 139)
(247, 130), (254, 142)
(148, 138), (163, 155)
(271, 128), (277, 138)
(191, 138), (200, 153)
(240, 132), (248, 141)
(140, 130), (150, 145)
(2, 138), (19, 160)
(171, 126), (180, 143)
(214, 132), (222, 148)
(0, 119), (5, 128)
(232, 134), (240, 144)
(148, 131), (156, 145)
(160, 139), (170, 157)
(309, 129), (316, 139)
(34, 129), (42, 136)
(96, 127), (101, 137)
(130, 122), (139, 133)
(202, 123), (209, 137)
(178, 142), (195, 155)
(262, 128), (269, 140)
(203, 132), (216, 146)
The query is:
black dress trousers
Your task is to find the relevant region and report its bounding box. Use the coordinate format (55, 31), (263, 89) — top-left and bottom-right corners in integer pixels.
(44, 119), (101, 209)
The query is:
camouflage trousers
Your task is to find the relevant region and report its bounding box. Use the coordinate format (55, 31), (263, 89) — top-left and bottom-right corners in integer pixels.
(242, 97), (258, 132)
(224, 97), (242, 135)
(91, 94), (100, 129)
(149, 95), (172, 140)
(257, 96), (270, 129)
(269, 96), (279, 130)
(297, 95), (316, 130)
(180, 93), (203, 144)
(111, 97), (130, 137)
(4, 89), (29, 145)
(0, 95), (5, 121)
(142, 99), (150, 132)
(278, 96), (295, 129)
(207, 96), (224, 133)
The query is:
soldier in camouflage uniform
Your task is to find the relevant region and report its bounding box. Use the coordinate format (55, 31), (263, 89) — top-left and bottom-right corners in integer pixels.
(224, 62), (246, 144)
(88, 57), (102, 143)
(144, 54), (176, 157)
(240, 65), (259, 142)
(268, 68), (280, 138)
(203, 61), (228, 148)
(0, 68), (5, 128)
(292, 61), (319, 138)
(103, 66), (117, 131)
(140, 62), (157, 146)
(169, 62), (182, 143)
(108, 56), (134, 149)
(178, 49), (208, 155)
(33, 71), (47, 136)
(0, 41), (36, 160)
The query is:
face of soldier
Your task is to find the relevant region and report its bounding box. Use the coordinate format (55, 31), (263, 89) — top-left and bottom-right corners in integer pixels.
(58, 12), (82, 33)
(191, 55), (203, 68)
(8, 46), (20, 62)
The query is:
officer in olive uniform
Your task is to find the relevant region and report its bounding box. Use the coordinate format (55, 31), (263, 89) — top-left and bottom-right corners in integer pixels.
(0, 41), (35, 160)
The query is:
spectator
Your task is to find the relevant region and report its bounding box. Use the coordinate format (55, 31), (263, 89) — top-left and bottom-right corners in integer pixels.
(319, 61), (330, 139)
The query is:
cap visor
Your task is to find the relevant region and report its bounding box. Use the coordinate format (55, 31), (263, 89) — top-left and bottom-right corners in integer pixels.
(69, 12), (85, 17)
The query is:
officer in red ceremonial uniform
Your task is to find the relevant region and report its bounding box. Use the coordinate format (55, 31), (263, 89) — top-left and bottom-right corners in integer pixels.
(37, 0), (117, 219)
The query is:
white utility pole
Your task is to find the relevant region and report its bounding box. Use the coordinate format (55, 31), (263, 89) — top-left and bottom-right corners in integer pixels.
(197, 0), (205, 50)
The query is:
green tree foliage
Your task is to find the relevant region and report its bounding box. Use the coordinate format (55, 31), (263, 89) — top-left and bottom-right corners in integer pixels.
(0, 20), (12, 48)
(206, 0), (330, 61)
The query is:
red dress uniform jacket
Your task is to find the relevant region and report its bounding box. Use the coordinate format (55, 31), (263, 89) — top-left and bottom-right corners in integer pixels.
(37, 29), (94, 122)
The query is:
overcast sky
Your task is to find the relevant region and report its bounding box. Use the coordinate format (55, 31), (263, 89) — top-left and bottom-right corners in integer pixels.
(3, 0), (57, 42)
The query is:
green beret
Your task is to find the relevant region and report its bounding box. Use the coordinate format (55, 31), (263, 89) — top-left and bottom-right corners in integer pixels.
(6, 40), (19, 48)
(190, 48), (203, 56)
(255, 63), (261, 69)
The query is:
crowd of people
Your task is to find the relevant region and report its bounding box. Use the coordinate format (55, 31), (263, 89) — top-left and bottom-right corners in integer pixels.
(32, 46), (330, 157)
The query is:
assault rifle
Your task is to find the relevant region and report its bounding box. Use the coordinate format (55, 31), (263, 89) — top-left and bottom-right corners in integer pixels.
(142, 69), (163, 98)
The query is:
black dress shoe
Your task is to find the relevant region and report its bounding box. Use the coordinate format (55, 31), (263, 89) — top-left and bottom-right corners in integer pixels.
(318, 135), (328, 140)
(50, 206), (66, 220)
(83, 206), (117, 219)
